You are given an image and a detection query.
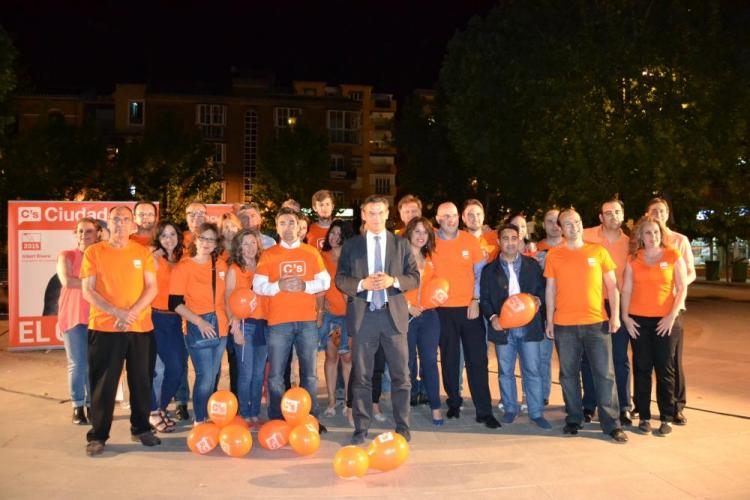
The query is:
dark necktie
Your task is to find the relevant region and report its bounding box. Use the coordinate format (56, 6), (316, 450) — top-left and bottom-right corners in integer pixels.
(371, 235), (385, 310)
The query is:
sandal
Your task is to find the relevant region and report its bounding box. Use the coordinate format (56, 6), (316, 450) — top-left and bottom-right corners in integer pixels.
(150, 411), (176, 433)
(323, 406), (336, 418)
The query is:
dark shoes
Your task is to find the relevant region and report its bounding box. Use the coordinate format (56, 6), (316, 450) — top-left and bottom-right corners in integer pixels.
(609, 429), (628, 443)
(350, 430), (368, 445)
(619, 410), (633, 426)
(563, 423), (583, 435)
(638, 420), (653, 434)
(476, 415), (501, 429)
(583, 409), (595, 423)
(72, 406), (89, 425)
(395, 427), (411, 442)
(174, 404), (190, 421)
(410, 393), (429, 407)
(318, 423), (328, 435)
(85, 440), (105, 457)
(657, 422), (673, 436)
(131, 431), (162, 447)
(673, 412), (687, 426)
(446, 407), (461, 419)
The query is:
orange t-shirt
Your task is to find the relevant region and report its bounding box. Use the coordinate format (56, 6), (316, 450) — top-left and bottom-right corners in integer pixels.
(80, 240), (155, 332)
(537, 239), (562, 252)
(307, 222), (330, 251)
(432, 231), (484, 307)
(583, 225), (629, 290)
(170, 257), (229, 336)
(544, 243), (616, 326)
(182, 231), (194, 251)
(321, 251), (346, 316)
(228, 263), (267, 321)
(130, 233), (152, 247)
(404, 256), (437, 308)
(628, 247), (681, 317)
(255, 243), (326, 326)
(478, 230), (500, 263)
(152, 255), (174, 310)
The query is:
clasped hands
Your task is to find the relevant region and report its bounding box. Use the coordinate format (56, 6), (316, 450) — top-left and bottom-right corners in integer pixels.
(362, 272), (394, 291)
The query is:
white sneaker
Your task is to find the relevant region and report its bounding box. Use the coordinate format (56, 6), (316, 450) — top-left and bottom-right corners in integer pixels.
(520, 403), (528, 413)
(497, 403), (504, 411)
(373, 412), (387, 423)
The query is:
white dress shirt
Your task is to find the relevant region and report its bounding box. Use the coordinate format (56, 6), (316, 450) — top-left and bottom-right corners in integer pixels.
(252, 239), (330, 296)
(357, 230), (400, 302)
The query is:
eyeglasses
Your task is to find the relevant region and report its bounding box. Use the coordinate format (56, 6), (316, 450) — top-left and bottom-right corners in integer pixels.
(198, 236), (217, 243)
(187, 211), (207, 218)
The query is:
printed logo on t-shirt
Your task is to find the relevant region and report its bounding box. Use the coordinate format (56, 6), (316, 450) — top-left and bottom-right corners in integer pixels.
(659, 261), (668, 270)
(315, 238), (325, 250)
(218, 271), (226, 280)
(461, 250), (470, 259)
(133, 259), (142, 269)
(280, 260), (306, 277)
(587, 257), (597, 267)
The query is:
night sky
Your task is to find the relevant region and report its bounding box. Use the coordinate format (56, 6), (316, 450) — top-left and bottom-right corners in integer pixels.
(1, 0), (497, 98)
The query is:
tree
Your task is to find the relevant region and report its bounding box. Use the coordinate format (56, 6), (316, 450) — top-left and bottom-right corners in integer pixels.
(436, 0), (750, 231)
(253, 123), (329, 212)
(0, 26), (17, 138)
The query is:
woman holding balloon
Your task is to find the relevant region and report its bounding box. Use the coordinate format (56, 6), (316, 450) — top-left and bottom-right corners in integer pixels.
(403, 216), (444, 426)
(225, 229), (268, 425)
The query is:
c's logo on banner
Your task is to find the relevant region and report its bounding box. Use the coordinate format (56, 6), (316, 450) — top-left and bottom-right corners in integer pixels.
(18, 207), (42, 224)
(280, 261), (306, 277)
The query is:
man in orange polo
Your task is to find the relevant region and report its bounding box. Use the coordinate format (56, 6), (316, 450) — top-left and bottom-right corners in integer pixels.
(544, 208), (627, 443)
(462, 199), (499, 263)
(130, 201), (157, 246)
(81, 205), (159, 456)
(433, 201), (500, 429)
(395, 194), (423, 235)
(307, 189), (336, 250)
(646, 197), (696, 425)
(581, 198), (633, 425)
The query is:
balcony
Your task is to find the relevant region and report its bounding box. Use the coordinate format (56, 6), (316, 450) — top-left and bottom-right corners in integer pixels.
(372, 93), (395, 110)
(329, 168), (357, 181)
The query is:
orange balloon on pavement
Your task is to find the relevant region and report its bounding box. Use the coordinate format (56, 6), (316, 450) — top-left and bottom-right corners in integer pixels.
(333, 446), (370, 479)
(367, 432), (410, 471)
(281, 387), (312, 426)
(219, 424), (253, 458)
(258, 419), (291, 450)
(499, 293), (537, 329)
(289, 423), (320, 456)
(423, 277), (450, 309)
(298, 414), (320, 431)
(187, 422), (220, 455)
(208, 390), (239, 427)
(228, 287), (257, 319)
(225, 415), (250, 429)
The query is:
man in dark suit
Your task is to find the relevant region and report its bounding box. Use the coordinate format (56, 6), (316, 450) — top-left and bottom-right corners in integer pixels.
(336, 195), (420, 444)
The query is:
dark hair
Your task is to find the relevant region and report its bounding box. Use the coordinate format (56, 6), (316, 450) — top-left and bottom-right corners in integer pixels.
(397, 194), (422, 211)
(497, 223), (520, 237)
(503, 211), (525, 225)
(321, 219), (354, 252)
(152, 220), (184, 263)
(646, 197), (670, 213)
(403, 216), (436, 258)
(134, 201), (158, 215)
(557, 207), (579, 227)
(230, 229), (264, 269)
(601, 197), (625, 214)
(188, 222), (221, 258)
(275, 206), (299, 221)
(76, 217), (101, 232)
(362, 194), (390, 208)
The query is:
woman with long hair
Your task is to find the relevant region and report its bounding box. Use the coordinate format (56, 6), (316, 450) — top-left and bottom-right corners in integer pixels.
(169, 222), (228, 424)
(225, 229), (268, 425)
(622, 216), (687, 436)
(57, 217), (101, 424)
(148, 220), (186, 432)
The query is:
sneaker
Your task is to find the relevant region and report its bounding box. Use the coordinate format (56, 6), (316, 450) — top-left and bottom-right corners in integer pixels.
(583, 409), (595, 423)
(657, 422), (672, 436)
(72, 406), (88, 425)
(563, 423), (582, 435)
(497, 402), (504, 411)
(85, 440), (105, 457)
(520, 403), (528, 413)
(501, 412), (517, 424)
(609, 428), (628, 443)
(373, 412), (387, 423)
(673, 412), (687, 426)
(531, 417), (552, 430)
(131, 431), (162, 447)
(638, 420), (652, 434)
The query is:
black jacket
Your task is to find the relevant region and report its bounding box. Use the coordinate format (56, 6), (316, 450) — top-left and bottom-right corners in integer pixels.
(480, 255), (545, 345)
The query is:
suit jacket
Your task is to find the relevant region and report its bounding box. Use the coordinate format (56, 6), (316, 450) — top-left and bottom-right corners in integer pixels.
(335, 231), (420, 335)
(480, 254), (545, 345)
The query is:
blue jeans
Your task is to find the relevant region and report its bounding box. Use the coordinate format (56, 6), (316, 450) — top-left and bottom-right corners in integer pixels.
(185, 312), (227, 422)
(555, 322), (621, 433)
(63, 323), (90, 407)
(266, 321), (319, 420)
(407, 309), (441, 410)
(235, 319), (268, 418)
(318, 313), (350, 354)
(495, 331), (544, 418)
(151, 310), (187, 411)
(540, 337), (553, 400)
(581, 302), (631, 412)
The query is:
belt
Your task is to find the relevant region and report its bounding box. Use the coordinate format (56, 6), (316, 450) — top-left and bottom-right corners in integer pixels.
(368, 302), (389, 312)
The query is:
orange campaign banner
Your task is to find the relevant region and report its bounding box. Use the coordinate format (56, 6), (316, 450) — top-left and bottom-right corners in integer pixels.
(7, 201), (235, 351)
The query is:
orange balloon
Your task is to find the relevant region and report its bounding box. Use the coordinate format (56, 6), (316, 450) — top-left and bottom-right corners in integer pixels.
(333, 446), (370, 479)
(281, 387), (312, 426)
(228, 287), (257, 319)
(208, 390), (239, 427)
(225, 415), (250, 429)
(288, 423), (320, 456)
(422, 277), (450, 309)
(219, 424), (253, 458)
(258, 419), (291, 450)
(187, 422), (220, 455)
(499, 293), (537, 329)
(298, 414), (319, 431)
(367, 432), (410, 471)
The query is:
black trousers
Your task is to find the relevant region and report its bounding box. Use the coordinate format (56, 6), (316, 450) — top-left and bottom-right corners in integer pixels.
(437, 306), (492, 418)
(346, 344), (385, 408)
(673, 314), (686, 413)
(631, 316), (682, 421)
(86, 330), (156, 443)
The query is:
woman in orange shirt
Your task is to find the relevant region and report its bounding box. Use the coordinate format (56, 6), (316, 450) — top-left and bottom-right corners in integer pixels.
(622, 216), (687, 436)
(169, 222), (228, 424)
(225, 229), (267, 424)
(218, 212), (241, 262)
(148, 220), (185, 432)
(403, 216), (443, 426)
(317, 219), (354, 417)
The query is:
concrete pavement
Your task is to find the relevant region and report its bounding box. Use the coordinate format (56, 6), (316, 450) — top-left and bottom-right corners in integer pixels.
(0, 292), (748, 499)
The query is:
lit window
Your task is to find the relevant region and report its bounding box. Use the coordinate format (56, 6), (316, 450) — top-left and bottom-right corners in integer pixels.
(274, 108), (302, 130)
(128, 101), (144, 126)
